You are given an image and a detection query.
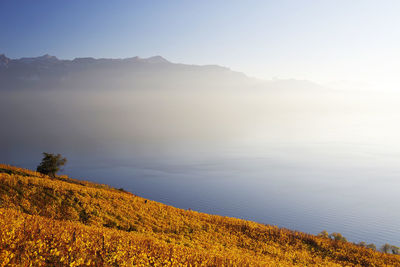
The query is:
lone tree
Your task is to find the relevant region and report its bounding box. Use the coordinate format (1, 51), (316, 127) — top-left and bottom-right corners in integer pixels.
(36, 152), (67, 177)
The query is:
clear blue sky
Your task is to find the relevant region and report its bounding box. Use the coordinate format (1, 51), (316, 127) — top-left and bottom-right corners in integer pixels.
(1, 0), (400, 89)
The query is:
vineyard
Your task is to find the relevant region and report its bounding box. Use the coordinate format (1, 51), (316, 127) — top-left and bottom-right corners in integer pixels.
(0, 164), (399, 266)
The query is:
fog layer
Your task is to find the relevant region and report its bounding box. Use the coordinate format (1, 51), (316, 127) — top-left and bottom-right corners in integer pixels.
(1, 56), (400, 247)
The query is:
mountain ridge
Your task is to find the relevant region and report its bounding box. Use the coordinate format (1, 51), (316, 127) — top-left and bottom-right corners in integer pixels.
(0, 53), (224, 69)
(0, 53), (252, 91)
(0, 53), (328, 93)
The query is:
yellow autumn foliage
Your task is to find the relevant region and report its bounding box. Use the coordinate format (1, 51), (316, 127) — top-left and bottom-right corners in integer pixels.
(0, 164), (399, 266)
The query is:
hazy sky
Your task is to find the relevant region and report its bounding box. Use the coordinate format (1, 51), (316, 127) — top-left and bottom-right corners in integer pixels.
(1, 0), (400, 90)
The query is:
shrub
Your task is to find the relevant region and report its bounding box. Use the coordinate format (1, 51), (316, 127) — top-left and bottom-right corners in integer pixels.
(36, 153), (67, 177)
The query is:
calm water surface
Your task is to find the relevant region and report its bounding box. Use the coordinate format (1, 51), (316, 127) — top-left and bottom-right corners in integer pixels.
(66, 142), (400, 248)
(4, 90), (400, 248)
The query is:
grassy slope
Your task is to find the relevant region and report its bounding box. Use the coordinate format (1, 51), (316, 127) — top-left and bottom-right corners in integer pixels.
(0, 164), (399, 266)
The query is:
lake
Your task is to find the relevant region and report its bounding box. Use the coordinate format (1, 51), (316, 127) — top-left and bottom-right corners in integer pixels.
(65, 141), (400, 248)
(2, 89), (400, 248)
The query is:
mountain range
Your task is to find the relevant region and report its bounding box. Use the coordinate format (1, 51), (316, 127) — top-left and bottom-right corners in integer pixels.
(0, 54), (253, 91)
(0, 54), (324, 92)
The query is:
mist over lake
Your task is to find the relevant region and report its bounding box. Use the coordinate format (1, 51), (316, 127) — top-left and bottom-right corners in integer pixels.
(2, 79), (400, 247)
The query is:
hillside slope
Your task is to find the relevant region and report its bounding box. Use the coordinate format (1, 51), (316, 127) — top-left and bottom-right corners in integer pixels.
(0, 164), (399, 266)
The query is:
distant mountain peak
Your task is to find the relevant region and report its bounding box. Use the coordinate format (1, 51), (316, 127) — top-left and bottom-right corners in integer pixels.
(19, 54), (59, 64)
(0, 54), (10, 67)
(125, 55), (170, 64)
(145, 56), (169, 64)
(39, 54), (58, 60)
(72, 57), (97, 64)
(0, 54), (9, 60)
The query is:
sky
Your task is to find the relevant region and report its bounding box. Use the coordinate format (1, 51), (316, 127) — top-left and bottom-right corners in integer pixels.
(1, 0), (400, 90)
